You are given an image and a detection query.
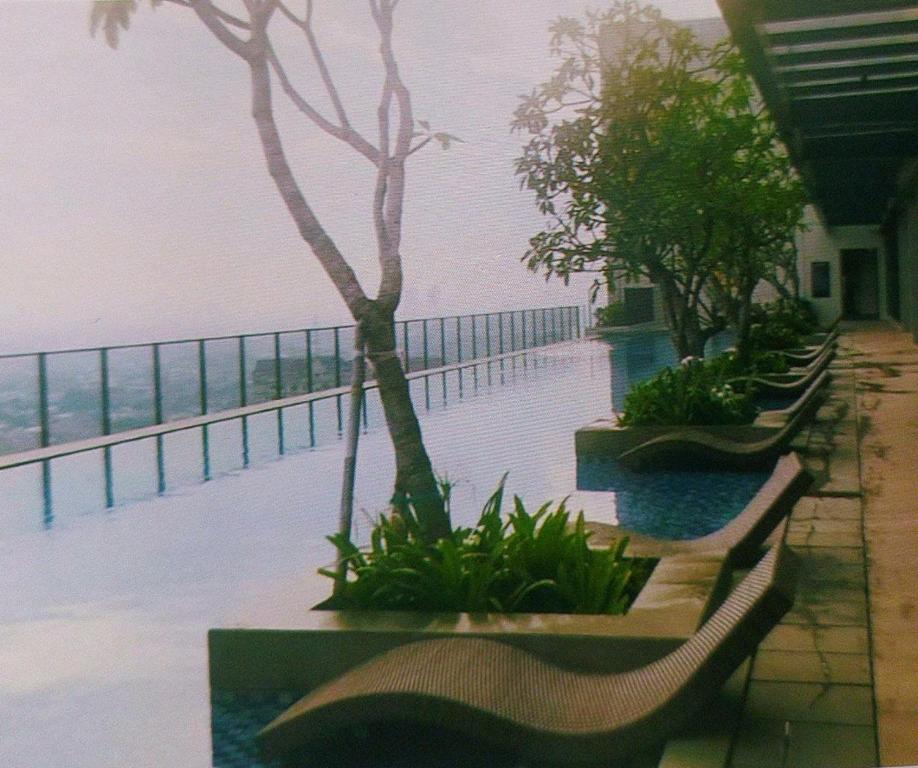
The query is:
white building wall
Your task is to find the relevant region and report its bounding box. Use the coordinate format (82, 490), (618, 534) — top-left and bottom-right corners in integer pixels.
(901, 193), (918, 340)
(795, 205), (887, 325)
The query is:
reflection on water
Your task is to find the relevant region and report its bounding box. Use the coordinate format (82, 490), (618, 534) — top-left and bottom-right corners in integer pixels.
(577, 459), (770, 540)
(1, 331), (765, 768)
(0, 352), (568, 539)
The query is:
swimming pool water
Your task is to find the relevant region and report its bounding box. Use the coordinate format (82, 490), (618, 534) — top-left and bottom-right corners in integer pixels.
(576, 459), (771, 540)
(1, 332), (769, 768)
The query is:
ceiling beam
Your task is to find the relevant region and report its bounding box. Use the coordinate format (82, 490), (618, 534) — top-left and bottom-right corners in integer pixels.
(774, 51), (918, 73)
(768, 31), (918, 57)
(761, 7), (918, 35)
(790, 81), (918, 100)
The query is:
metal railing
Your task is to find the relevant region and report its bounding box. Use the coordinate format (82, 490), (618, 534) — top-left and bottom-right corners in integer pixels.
(0, 306), (580, 454)
(0, 306), (581, 531)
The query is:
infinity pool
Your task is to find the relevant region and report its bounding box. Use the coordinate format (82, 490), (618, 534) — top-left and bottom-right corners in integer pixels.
(0, 332), (767, 767)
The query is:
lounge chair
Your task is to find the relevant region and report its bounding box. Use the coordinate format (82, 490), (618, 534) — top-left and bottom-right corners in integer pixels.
(257, 545), (797, 767)
(617, 371), (828, 471)
(781, 327), (839, 365)
(755, 370), (831, 426)
(584, 452), (809, 566)
(730, 345), (834, 398)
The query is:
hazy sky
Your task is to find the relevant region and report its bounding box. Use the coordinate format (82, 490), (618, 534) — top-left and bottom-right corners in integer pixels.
(0, 0), (722, 352)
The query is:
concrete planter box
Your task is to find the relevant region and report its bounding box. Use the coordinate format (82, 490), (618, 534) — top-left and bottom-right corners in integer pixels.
(208, 552), (730, 699)
(575, 419), (781, 458)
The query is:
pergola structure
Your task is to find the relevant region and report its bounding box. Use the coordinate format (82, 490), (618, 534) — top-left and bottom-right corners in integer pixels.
(719, 0), (918, 335)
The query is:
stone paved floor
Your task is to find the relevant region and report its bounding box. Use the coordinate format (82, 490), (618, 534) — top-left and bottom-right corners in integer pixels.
(661, 323), (918, 768)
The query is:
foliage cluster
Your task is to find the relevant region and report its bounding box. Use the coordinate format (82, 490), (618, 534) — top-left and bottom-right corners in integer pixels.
(323, 479), (653, 615)
(594, 303), (629, 327)
(619, 356), (758, 427)
(747, 299), (820, 351)
(513, 2), (807, 361)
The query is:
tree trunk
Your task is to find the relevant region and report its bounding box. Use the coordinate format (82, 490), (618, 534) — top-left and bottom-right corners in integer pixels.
(361, 305), (450, 542)
(653, 270), (706, 360)
(732, 285), (757, 368)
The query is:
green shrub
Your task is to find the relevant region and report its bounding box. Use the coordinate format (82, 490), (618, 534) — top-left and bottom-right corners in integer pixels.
(322, 479), (654, 615)
(594, 302), (628, 327)
(747, 298), (820, 351)
(619, 356), (758, 426)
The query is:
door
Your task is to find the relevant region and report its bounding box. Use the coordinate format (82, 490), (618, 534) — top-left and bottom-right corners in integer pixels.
(840, 249), (879, 320)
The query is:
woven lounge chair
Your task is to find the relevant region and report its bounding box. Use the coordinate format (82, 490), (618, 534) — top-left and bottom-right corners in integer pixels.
(730, 345), (834, 398)
(617, 371), (828, 471)
(781, 327), (839, 365)
(585, 452), (809, 566)
(755, 370), (831, 426)
(257, 545), (797, 767)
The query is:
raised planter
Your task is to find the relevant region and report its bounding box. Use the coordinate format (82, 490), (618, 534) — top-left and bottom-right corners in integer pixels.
(575, 419), (781, 458)
(208, 551), (730, 701)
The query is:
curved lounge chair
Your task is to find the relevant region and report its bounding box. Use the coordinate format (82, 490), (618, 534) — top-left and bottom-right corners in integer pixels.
(585, 452), (809, 566)
(730, 345), (834, 398)
(782, 327), (839, 365)
(257, 545), (797, 767)
(755, 370), (831, 426)
(617, 371), (829, 471)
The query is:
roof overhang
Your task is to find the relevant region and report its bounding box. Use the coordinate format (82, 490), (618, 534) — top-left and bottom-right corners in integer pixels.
(717, 1), (918, 226)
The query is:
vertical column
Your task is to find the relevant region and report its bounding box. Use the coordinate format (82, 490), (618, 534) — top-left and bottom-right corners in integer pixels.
(440, 317), (447, 403)
(38, 354), (52, 526)
(274, 333), (284, 455)
(402, 322), (410, 373)
(100, 348), (114, 508)
(306, 330), (315, 448)
(198, 340), (210, 481)
(152, 344), (165, 494)
(334, 327), (343, 435)
(456, 316), (464, 398)
(239, 336), (249, 468)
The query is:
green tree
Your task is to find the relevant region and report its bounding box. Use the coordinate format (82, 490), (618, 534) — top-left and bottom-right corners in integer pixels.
(513, 2), (804, 359)
(91, 0), (457, 542)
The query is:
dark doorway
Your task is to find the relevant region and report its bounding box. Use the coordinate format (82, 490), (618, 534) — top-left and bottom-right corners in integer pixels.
(840, 249), (880, 319)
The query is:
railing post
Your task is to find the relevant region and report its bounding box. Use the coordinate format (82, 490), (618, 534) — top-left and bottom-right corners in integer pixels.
(100, 348), (114, 508)
(485, 314), (492, 357)
(306, 330), (315, 448)
(238, 336), (249, 468)
(198, 339), (211, 481)
(510, 312), (516, 352)
(37, 353), (50, 449)
(273, 332), (283, 400)
(422, 319), (429, 370)
(100, 348), (111, 436)
(334, 327), (343, 435)
(36, 354), (52, 526)
(576, 305), (582, 338)
(198, 340), (208, 416)
(440, 317), (447, 366)
(273, 333), (284, 456)
(471, 315), (479, 390)
(456, 316), (464, 398)
(456, 316), (463, 363)
(498, 312), (504, 355)
(402, 321), (410, 373)
(152, 345), (165, 494)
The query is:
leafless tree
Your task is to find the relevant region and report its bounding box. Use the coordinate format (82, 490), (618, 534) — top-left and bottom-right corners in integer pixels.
(92, 0), (454, 541)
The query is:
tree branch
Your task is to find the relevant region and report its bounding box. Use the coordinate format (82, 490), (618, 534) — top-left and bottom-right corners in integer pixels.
(302, 0), (351, 129)
(190, 0), (253, 59)
(248, 54), (369, 316)
(265, 45), (380, 165)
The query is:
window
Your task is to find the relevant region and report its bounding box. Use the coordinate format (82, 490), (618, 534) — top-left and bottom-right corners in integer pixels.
(811, 261), (831, 298)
